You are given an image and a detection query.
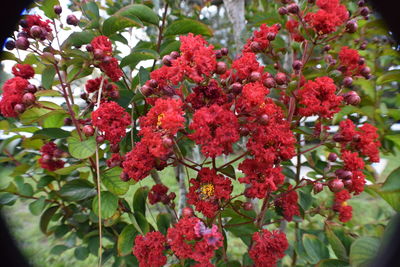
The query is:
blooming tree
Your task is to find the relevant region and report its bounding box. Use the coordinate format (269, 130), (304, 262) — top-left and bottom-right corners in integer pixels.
(0, 0), (399, 266)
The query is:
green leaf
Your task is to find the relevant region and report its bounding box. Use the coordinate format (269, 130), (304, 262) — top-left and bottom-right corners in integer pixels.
(102, 15), (143, 36)
(381, 167), (400, 191)
(61, 31), (96, 49)
(103, 167), (129, 196)
(38, 0), (60, 19)
(42, 113), (67, 128)
(32, 128), (71, 139)
(120, 49), (158, 68)
(117, 224), (137, 256)
(156, 213), (171, 235)
(385, 135), (400, 150)
(349, 237), (380, 267)
(59, 179), (96, 201)
(67, 136), (96, 159)
(29, 196), (47, 216)
(160, 40), (181, 57)
(35, 90), (62, 97)
(50, 245), (70, 255)
(325, 225), (348, 260)
(164, 19), (213, 36)
(219, 165), (236, 179)
(42, 66), (56, 89)
(0, 51), (19, 62)
(316, 259), (350, 267)
(376, 70), (400, 85)
(298, 185), (314, 211)
(40, 206), (59, 235)
(54, 163), (86, 175)
(302, 234), (329, 264)
(92, 191), (119, 219)
(37, 175), (54, 189)
(138, 67), (150, 86)
(0, 192), (18, 205)
(133, 211), (150, 234)
(132, 187), (149, 215)
(74, 246), (89, 261)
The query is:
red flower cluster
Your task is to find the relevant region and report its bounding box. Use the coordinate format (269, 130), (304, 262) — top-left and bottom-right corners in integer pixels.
(84, 77), (118, 98)
(91, 101), (131, 144)
(133, 231), (167, 267)
(106, 153), (124, 168)
(338, 46), (366, 76)
(123, 142), (158, 181)
(38, 142), (65, 171)
(341, 150), (366, 194)
(243, 23), (280, 52)
(12, 64), (35, 79)
(286, 20), (304, 42)
(275, 187), (300, 222)
(167, 216), (223, 264)
(22, 15), (52, 39)
(90, 36), (123, 81)
(333, 189), (353, 222)
(228, 52), (263, 81)
(150, 33), (216, 87)
(298, 76), (343, 118)
(305, 0), (349, 35)
(249, 229), (288, 267)
(186, 80), (228, 110)
(0, 77), (29, 117)
(148, 184), (176, 205)
(236, 81), (269, 112)
(189, 104), (239, 157)
(187, 168), (232, 217)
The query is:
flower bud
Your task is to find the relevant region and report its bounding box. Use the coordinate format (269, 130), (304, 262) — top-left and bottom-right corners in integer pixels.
(344, 91), (361, 105)
(358, 57), (365, 65)
(250, 42), (262, 53)
(275, 72), (287, 85)
(148, 79), (158, 88)
(343, 179), (353, 189)
(19, 19), (28, 28)
(14, 103), (26, 114)
(80, 92), (88, 100)
(182, 207), (194, 218)
(22, 93), (36, 106)
(83, 125), (94, 136)
(54, 5), (62, 15)
(328, 179), (344, 192)
(221, 47), (229, 56)
(110, 90), (120, 99)
(243, 202), (253, 211)
(323, 45), (331, 52)
(26, 84), (37, 93)
(260, 114), (269, 125)
(358, 0), (365, 7)
(120, 172), (130, 182)
(249, 71), (261, 82)
(15, 37), (30, 50)
(239, 126), (250, 136)
(111, 144), (120, 153)
(215, 50), (222, 59)
(140, 85), (153, 97)
(346, 20), (358, 33)
(64, 117), (72, 126)
(335, 169), (352, 180)
(86, 44), (93, 52)
(359, 42), (367, 50)
(162, 137), (173, 148)
(230, 82), (243, 95)
(278, 7), (288, 15)
(93, 49), (104, 60)
(170, 51), (180, 59)
(30, 26), (42, 39)
(267, 32), (276, 41)
(360, 66), (371, 78)
(216, 61), (227, 74)
(96, 135), (105, 143)
(102, 56), (113, 63)
(343, 77), (353, 87)
(287, 3), (300, 14)
(360, 7), (369, 17)
(5, 40), (15, 50)
(328, 153), (338, 162)
(313, 182), (324, 194)
(42, 154), (52, 163)
(333, 133), (345, 142)
(66, 14), (79, 26)
(292, 60), (303, 70)
(162, 55), (173, 66)
(263, 77), (276, 88)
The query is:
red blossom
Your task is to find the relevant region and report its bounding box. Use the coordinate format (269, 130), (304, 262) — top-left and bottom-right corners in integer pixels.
(338, 46), (366, 76)
(148, 184), (176, 205)
(23, 15), (52, 38)
(339, 205), (353, 222)
(12, 64), (35, 79)
(186, 80), (228, 110)
(229, 52), (263, 81)
(99, 57), (123, 82)
(106, 153), (124, 168)
(187, 168), (232, 218)
(91, 36), (113, 54)
(38, 142), (65, 171)
(243, 23), (280, 52)
(333, 189), (353, 222)
(249, 229), (288, 267)
(236, 81), (269, 112)
(0, 77), (29, 117)
(133, 231), (167, 267)
(122, 142), (156, 181)
(275, 187), (300, 222)
(286, 20), (304, 42)
(189, 104), (240, 157)
(92, 101), (131, 144)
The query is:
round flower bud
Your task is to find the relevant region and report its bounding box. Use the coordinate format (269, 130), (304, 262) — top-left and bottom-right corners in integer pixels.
(26, 84), (37, 93)
(5, 40), (15, 50)
(83, 125), (94, 137)
(287, 3), (300, 14)
(41, 154), (52, 163)
(182, 207), (194, 218)
(96, 135), (105, 143)
(80, 92), (88, 100)
(221, 47), (229, 56)
(278, 7), (288, 15)
(22, 93), (36, 106)
(93, 49), (104, 60)
(30, 25), (42, 38)
(358, 0), (365, 7)
(344, 91), (361, 105)
(86, 44), (93, 52)
(230, 82), (243, 95)
(358, 57), (365, 65)
(275, 72), (287, 85)
(14, 103), (26, 114)
(162, 137), (173, 148)
(215, 50), (223, 59)
(267, 32), (276, 41)
(216, 61), (227, 74)
(239, 126), (250, 136)
(110, 90), (120, 99)
(335, 169), (352, 180)
(263, 77), (276, 88)
(19, 19), (28, 28)
(274, 63), (280, 70)
(54, 5), (62, 15)
(249, 71), (261, 82)
(120, 172), (130, 182)
(66, 14), (79, 26)
(102, 56), (113, 64)
(360, 7), (369, 17)
(343, 179), (353, 189)
(148, 79), (158, 88)
(292, 60), (303, 70)
(243, 202), (253, 211)
(162, 55), (173, 66)
(64, 117), (72, 126)
(359, 42), (367, 50)
(111, 143), (120, 153)
(343, 77), (353, 87)
(328, 153), (338, 162)
(346, 20), (358, 33)
(333, 133), (345, 142)
(323, 45), (331, 52)
(250, 42), (262, 53)
(313, 182), (324, 194)
(328, 179), (344, 192)
(140, 85), (153, 97)
(15, 37), (30, 50)
(260, 114), (269, 125)
(170, 51), (180, 59)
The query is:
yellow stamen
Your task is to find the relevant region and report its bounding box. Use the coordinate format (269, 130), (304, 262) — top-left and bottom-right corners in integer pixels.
(157, 113), (165, 126)
(342, 201), (348, 207)
(200, 184), (215, 199)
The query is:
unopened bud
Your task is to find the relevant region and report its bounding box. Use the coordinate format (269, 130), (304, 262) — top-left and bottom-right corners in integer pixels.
(328, 179), (344, 193)
(275, 72), (287, 85)
(249, 71), (261, 82)
(216, 61), (227, 74)
(22, 93), (36, 106)
(328, 153), (338, 162)
(287, 3), (300, 14)
(343, 77), (353, 87)
(344, 91), (361, 105)
(162, 55), (172, 66)
(346, 20), (358, 33)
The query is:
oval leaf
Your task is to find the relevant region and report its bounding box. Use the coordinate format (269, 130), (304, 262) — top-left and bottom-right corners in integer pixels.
(103, 167), (129, 196)
(67, 136), (96, 159)
(349, 237), (380, 267)
(164, 19), (213, 37)
(59, 179), (96, 201)
(117, 224), (137, 256)
(302, 233), (330, 264)
(40, 206), (59, 235)
(92, 191), (119, 219)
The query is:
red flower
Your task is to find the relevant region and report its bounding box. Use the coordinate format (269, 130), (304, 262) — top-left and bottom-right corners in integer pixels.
(286, 20), (304, 42)
(167, 217), (223, 264)
(186, 80), (228, 110)
(189, 104), (239, 158)
(298, 77), (343, 118)
(243, 23), (280, 52)
(106, 153), (124, 168)
(0, 77), (29, 117)
(92, 101), (131, 144)
(338, 46), (366, 76)
(91, 36), (113, 55)
(275, 187), (300, 222)
(133, 231), (167, 267)
(236, 81), (269, 112)
(356, 123), (381, 163)
(333, 189), (353, 222)
(12, 64), (35, 79)
(339, 205), (352, 222)
(187, 168), (232, 218)
(230, 52), (263, 81)
(99, 57), (123, 82)
(23, 15), (52, 38)
(38, 142), (65, 171)
(148, 184), (175, 205)
(122, 142), (156, 181)
(249, 229), (288, 267)
(341, 151), (366, 194)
